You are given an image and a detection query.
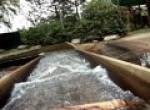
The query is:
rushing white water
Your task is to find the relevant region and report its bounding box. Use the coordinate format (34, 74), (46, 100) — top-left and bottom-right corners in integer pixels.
(140, 53), (150, 67)
(3, 50), (141, 110)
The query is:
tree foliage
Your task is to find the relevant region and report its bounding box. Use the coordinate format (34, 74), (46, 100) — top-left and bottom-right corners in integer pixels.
(21, 20), (71, 45)
(21, 0), (127, 45)
(27, 0), (85, 26)
(82, 0), (126, 36)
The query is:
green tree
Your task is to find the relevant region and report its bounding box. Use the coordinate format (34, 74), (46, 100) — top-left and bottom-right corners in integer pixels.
(28, 0), (85, 28)
(28, 0), (75, 28)
(21, 0), (126, 45)
(82, 0), (126, 37)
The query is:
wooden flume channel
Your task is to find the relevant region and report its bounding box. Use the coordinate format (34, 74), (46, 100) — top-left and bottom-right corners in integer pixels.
(0, 57), (41, 108)
(0, 43), (149, 109)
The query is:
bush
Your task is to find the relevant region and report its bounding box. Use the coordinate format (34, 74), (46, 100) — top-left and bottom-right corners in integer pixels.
(82, 0), (127, 38)
(20, 0), (127, 45)
(21, 21), (73, 45)
(21, 23), (52, 45)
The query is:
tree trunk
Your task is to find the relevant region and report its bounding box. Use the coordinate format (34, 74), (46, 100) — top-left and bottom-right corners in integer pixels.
(127, 6), (134, 31)
(54, 5), (59, 19)
(59, 9), (65, 30)
(145, 0), (150, 25)
(75, 0), (81, 20)
(145, 0), (150, 14)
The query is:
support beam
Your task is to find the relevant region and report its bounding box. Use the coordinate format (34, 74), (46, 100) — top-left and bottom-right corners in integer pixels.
(0, 43), (73, 64)
(76, 49), (150, 100)
(0, 57), (41, 107)
(54, 99), (142, 110)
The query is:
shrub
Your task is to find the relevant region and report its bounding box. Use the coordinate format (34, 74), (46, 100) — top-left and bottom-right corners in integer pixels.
(20, 0), (127, 45)
(21, 22), (52, 45)
(82, 0), (127, 38)
(21, 21), (72, 45)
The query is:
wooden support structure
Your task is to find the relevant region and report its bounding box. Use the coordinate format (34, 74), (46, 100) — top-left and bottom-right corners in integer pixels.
(0, 43), (72, 64)
(68, 43), (150, 100)
(77, 49), (150, 100)
(54, 99), (143, 110)
(0, 57), (41, 107)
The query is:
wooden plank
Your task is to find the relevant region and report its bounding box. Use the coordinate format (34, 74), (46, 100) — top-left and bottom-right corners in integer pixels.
(54, 99), (142, 110)
(0, 57), (41, 107)
(0, 43), (73, 64)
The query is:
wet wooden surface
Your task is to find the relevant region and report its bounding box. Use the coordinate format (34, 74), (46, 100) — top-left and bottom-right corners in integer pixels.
(53, 99), (144, 110)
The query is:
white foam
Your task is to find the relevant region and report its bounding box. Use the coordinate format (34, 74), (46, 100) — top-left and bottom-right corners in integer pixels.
(140, 52), (150, 67)
(3, 50), (142, 110)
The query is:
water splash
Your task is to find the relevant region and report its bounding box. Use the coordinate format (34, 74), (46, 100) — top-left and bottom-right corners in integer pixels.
(140, 52), (150, 67)
(3, 50), (141, 110)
